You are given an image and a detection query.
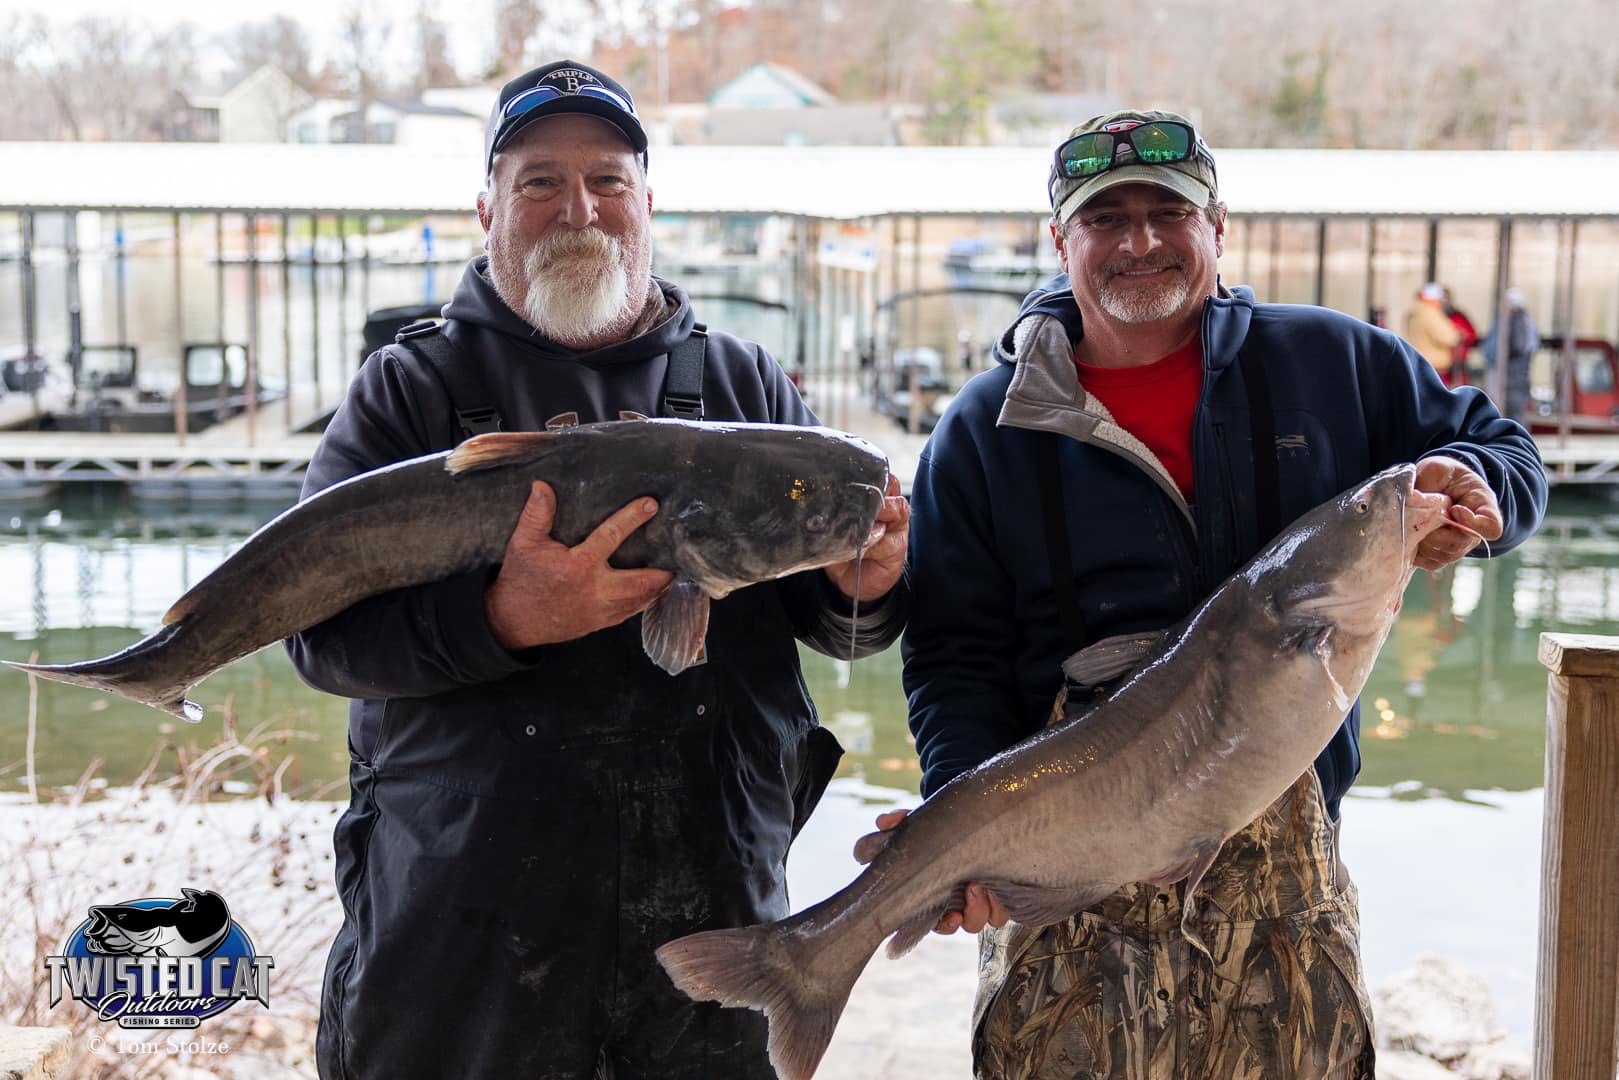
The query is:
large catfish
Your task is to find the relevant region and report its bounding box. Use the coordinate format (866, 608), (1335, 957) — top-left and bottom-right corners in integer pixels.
(8, 419), (889, 722)
(657, 463), (1454, 1080)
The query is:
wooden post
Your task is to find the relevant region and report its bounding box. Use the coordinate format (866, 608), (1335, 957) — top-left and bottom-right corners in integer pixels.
(1535, 633), (1619, 1080)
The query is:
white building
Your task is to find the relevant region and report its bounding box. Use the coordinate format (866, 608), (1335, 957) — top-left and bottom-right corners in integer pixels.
(219, 66), (314, 143)
(708, 63), (837, 110)
(288, 99), (483, 157)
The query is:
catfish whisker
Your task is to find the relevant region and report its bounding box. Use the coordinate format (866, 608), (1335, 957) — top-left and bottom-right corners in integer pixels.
(849, 533), (862, 666)
(1446, 514), (1492, 558)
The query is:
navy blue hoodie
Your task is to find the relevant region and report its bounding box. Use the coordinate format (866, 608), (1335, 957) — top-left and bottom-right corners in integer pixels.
(902, 275), (1546, 815)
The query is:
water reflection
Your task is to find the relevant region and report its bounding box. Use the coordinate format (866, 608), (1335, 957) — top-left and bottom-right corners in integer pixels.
(1, 488), (1613, 799)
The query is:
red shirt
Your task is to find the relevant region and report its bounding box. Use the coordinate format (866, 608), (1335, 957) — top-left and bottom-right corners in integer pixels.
(1075, 336), (1203, 501)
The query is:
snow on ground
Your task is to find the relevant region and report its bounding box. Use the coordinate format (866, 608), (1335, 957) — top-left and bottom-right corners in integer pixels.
(0, 779), (1540, 1078)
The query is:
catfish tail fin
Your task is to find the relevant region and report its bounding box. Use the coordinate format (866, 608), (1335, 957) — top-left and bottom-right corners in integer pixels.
(5, 620), (202, 722)
(656, 918), (863, 1080)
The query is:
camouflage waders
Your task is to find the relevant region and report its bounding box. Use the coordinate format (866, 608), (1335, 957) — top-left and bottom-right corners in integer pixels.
(972, 765), (1376, 1079)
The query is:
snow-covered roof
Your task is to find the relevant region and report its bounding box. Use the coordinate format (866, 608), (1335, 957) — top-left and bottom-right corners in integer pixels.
(1, 142), (1616, 220)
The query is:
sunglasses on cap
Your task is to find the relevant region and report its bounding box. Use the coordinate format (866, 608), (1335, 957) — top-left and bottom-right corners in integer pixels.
(1054, 120), (1214, 181)
(500, 82), (638, 126)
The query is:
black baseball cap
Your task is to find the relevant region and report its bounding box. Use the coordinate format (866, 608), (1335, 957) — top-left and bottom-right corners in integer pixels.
(484, 59), (648, 180)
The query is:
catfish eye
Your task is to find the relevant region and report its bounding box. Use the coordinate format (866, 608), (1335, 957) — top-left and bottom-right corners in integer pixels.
(1355, 499), (1371, 514)
(806, 513), (829, 533)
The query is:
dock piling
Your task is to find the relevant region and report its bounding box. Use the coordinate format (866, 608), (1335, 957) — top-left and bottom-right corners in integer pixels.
(1534, 633), (1619, 1079)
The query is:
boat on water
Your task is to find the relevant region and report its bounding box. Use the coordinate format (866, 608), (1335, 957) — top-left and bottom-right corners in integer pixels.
(0, 342), (281, 435)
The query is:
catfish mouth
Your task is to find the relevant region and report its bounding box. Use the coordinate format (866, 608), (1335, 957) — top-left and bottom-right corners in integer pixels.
(1296, 465), (1431, 630)
(1403, 484), (1452, 558)
(848, 481), (888, 554)
(856, 517), (886, 553)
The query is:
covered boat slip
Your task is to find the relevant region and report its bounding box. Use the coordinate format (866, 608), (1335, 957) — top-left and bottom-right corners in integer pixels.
(6, 142), (1618, 219)
(1, 143), (1617, 484)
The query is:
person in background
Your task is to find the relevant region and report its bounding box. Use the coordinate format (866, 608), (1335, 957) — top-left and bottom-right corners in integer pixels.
(1404, 281), (1463, 385)
(286, 58), (909, 1079)
(894, 108), (1546, 1078)
(1481, 286), (1541, 424)
(1443, 285), (1479, 386)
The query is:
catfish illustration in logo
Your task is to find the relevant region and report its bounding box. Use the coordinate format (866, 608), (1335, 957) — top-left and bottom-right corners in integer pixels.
(84, 888), (231, 958)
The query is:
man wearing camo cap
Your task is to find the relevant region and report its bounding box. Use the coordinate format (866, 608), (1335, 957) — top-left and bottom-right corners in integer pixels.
(893, 109), (1544, 1077)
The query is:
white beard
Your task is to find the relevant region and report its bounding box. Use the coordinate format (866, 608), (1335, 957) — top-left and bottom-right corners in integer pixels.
(521, 228), (632, 344)
(1095, 259), (1191, 324)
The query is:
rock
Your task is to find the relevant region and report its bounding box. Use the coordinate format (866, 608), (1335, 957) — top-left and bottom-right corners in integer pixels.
(1375, 954), (1507, 1060)
(216, 1055), (309, 1080)
(0, 1026), (72, 1080)
(1377, 1049), (1461, 1080)
(157, 1067), (217, 1080)
(1459, 1041), (1531, 1080)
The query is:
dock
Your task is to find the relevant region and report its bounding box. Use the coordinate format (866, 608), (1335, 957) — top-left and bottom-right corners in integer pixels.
(0, 430), (317, 500)
(1536, 434), (1619, 485)
(0, 376), (932, 500)
(0, 379), (1607, 498)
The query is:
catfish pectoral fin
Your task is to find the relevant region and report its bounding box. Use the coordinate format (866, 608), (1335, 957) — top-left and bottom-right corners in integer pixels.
(641, 581), (711, 675)
(851, 828), (893, 864)
(1061, 629), (1167, 687)
(883, 881), (966, 960)
(976, 880), (1114, 928)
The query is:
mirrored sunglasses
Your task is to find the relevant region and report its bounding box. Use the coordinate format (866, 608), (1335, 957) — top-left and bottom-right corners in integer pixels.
(1055, 121), (1209, 180)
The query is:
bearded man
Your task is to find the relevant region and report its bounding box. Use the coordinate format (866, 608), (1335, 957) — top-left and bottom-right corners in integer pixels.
(288, 59), (909, 1079)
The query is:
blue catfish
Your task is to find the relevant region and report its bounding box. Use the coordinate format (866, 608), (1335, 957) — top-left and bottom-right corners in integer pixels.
(9, 419), (889, 722)
(656, 464), (1453, 1080)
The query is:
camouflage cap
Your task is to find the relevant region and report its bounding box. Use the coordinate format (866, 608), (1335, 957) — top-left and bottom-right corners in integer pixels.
(1049, 109), (1217, 227)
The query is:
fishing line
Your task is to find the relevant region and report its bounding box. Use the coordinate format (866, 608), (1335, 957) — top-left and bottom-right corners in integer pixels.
(845, 480), (886, 666)
(849, 538), (862, 666)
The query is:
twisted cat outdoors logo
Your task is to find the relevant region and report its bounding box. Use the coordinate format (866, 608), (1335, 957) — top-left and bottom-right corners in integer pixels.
(44, 889), (273, 1028)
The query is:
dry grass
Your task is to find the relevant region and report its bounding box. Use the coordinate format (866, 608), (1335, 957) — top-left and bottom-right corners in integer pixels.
(1, 674), (340, 1078)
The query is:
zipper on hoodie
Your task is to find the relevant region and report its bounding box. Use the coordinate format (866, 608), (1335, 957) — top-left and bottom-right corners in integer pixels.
(1209, 422), (1240, 593)
(1187, 296), (1223, 597)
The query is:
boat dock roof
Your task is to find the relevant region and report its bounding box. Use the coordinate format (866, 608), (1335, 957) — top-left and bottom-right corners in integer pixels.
(4, 143), (1619, 220)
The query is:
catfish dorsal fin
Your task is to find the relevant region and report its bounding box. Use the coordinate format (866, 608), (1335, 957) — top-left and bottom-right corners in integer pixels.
(163, 593), (197, 626)
(445, 432), (558, 474)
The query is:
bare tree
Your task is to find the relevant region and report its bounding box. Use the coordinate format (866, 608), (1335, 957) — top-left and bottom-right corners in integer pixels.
(0, 14), (57, 139)
(336, 2), (394, 143)
(223, 16), (321, 93)
(493, 0), (544, 80)
(412, 4), (460, 92)
(17, 16), (198, 141)
(5, 0), (1619, 148)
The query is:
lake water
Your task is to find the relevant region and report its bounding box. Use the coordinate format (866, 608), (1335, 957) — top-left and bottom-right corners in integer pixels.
(0, 485), (1610, 1052)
